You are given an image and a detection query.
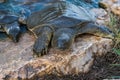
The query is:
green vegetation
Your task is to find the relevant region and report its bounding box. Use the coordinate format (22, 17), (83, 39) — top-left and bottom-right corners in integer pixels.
(107, 13), (120, 79)
(108, 13), (120, 48)
(113, 48), (120, 56)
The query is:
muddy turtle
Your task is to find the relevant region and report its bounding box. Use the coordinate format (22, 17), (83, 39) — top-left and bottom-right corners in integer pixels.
(26, 1), (114, 56)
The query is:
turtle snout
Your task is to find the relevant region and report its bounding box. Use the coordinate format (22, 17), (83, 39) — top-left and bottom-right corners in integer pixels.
(98, 26), (115, 39)
(104, 28), (115, 39)
(105, 32), (116, 39)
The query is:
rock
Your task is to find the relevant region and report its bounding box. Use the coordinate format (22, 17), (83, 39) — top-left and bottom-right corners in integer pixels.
(111, 4), (120, 16)
(0, 33), (35, 80)
(99, 0), (113, 9)
(91, 8), (110, 25)
(99, 0), (120, 16)
(0, 33), (113, 80)
(0, 0), (5, 3)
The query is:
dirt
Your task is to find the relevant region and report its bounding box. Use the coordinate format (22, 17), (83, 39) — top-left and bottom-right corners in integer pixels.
(36, 52), (120, 80)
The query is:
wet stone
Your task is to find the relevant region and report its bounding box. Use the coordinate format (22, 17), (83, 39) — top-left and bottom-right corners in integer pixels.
(0, 34), (113, 80)
(99, 0), (120, 16)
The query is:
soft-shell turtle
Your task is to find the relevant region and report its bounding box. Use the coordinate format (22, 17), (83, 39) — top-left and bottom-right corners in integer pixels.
(26, 1), (114, 56)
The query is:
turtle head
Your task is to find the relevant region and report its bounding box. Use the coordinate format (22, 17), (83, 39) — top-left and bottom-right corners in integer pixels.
(5, 22), (20, 42)
(92, 25), (115, 39)
(52, 28), (74, 50)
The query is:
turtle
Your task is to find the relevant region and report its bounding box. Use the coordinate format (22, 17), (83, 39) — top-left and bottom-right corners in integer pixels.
(26, 1), (114, 56)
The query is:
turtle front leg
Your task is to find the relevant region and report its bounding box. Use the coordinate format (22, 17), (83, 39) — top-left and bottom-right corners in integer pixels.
(33, 26), (53, 56)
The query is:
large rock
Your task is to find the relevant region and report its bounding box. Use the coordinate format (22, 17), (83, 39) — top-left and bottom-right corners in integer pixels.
(111, 4), (120, 16)
(0, 33), (113, 80)
(99, 0), (120, 16)
(91, 8), (110, 25)
(0, 33), (35, 80)
(0, 0), (4, 3)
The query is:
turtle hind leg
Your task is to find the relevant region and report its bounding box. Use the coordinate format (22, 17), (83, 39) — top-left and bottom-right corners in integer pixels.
(33, 25), (53, 56)
(4, 21), (21, 42)
(76, 22), (114, 38)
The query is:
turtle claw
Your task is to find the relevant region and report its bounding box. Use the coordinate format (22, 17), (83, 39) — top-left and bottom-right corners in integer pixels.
(33, 35), (49, 57)
(33, 43), (48, 57)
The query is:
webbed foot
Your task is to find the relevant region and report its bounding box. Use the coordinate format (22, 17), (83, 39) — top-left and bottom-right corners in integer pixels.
(33, 34), (49, 56)
(33, 26), (53, 56)
(4, 21), (20, 42)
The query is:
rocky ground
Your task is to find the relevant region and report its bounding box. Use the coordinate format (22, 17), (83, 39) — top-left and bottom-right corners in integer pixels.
(99, 0), (120, 16)
(0, 0), (120, 80)
(0, 33), (113, 80)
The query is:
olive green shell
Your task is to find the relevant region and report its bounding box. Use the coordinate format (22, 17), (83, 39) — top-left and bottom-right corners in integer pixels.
(26, 1), (96, 38)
